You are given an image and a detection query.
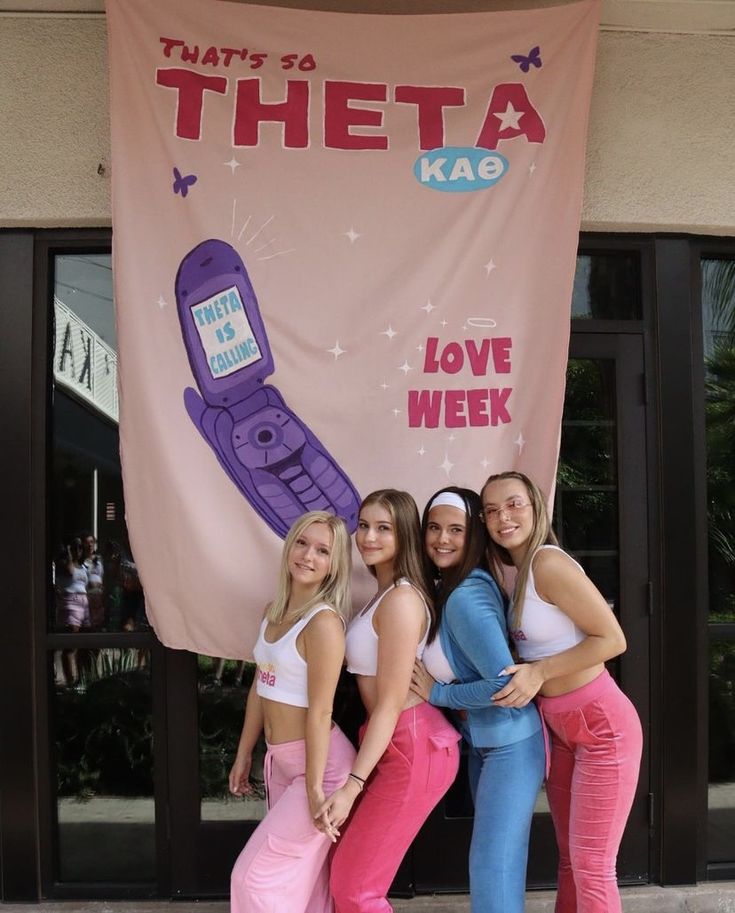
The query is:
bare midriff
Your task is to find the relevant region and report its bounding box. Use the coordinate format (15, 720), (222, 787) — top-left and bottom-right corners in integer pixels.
(260, 698), (311, 745)
(537, 662), (605, 698)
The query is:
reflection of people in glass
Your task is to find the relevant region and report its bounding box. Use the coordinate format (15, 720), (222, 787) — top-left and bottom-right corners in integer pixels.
(482, 471), (642, 913)
(411, 487), (545, 913)
(55, 537), (90, 685)
(229, 511), (356, 913)
(82, 532), (105, 630)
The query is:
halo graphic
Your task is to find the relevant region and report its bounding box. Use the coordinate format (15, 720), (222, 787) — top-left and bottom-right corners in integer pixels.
(466, 317), (497, 329)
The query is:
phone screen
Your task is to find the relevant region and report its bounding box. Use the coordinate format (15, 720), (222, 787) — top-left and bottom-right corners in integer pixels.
(189, 285), (263, 379)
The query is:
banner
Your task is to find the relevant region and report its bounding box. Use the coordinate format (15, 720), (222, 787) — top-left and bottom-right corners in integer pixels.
(107, 0), (601, 658)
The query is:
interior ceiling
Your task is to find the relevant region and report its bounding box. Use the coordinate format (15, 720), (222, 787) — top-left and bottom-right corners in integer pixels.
(0, 0), (734, 34)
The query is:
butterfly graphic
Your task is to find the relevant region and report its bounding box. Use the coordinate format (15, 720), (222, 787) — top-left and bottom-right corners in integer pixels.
(511, 46), (542, 73)
(172, 167), (197, 198)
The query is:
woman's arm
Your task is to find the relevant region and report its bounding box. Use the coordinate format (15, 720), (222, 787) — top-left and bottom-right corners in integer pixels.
(317, 586), (425, 828)
(229, 679), (265, 796)
(419, 578), (514, 709)
(301, 610), (346, 833)
(492, 549), (627, 708)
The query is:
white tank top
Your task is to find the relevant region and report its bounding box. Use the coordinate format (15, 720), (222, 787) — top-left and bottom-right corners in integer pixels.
(345, 579), (431, 676)
(510, 545), (586, 661)
(421, 634), (455, 684)
(253, 603), (337, 707)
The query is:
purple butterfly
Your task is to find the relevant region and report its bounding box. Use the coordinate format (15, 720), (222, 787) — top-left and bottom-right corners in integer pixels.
(511, 46), (542, 73)
(172, 167), (197, 198)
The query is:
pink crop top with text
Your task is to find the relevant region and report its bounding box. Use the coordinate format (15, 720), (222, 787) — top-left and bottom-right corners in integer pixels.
(253, 603), (338, 707)
(510, 545), (587, 661)
(345, 579), (430, 676)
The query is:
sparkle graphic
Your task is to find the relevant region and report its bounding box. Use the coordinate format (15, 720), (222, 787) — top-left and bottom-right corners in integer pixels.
(416, 344), (424, 353)
(398, 361), (413, 375)
(224, 157), (241, 174)
(328, 341), (346, 360)
(447, 433), (456, 443)
(484, 259), (497, 276)
(344, 227), (362, 243)
(392, 408), (402, 418)
(440, 319), (448, 328)
(439, 454), (455, 477)
(494, 102), (523, 131)
(381, 325), (397, 341)
(380, 380), (390, 390)
(418, 445), (427, 457)
(529, 162), (537, 175)
(157, 295), (168, 309)
(421, 300), (436, 314)
(514, 432), (526, 454)
(481, 457), (490, 469)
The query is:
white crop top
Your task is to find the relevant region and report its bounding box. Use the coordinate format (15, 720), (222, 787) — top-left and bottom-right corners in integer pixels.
(421, 635), (455, 685)
(510, 545), (587, 661)
(345, 579), (431, 676)
(253, 603), (337, 708)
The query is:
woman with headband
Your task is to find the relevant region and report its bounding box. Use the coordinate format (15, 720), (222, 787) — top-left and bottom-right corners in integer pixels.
(411, 486), (545, 913)
(319, 489), (460, 913)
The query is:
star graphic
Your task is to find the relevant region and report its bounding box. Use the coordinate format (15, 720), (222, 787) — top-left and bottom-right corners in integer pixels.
(439, 454), (454, 477)
(529, 162), (537, 175)
(398, 361), (412, 375)
(421, 300), (436, 314)
(392, 408), (402, 418)
(224, 157), (241, 174)
(344, 227), (361, 243)
(481, 457), (490, 469)
(494, 102), (523, 131)
(514, 432), (526, 454)
(157, 295), (168, 309)
(380, 380), (389, 390)
(327, 341), (346, 360)
(418, 445), (426, 457)
(484, 259), (497, 276)
(381, 325), (397, 341)
(440, 319), (448, 328)
(447, 433), (456, 443)
(416, 344), (424, 353)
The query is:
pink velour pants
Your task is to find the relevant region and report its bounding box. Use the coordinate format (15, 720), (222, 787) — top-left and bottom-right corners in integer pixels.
(536, 670), (643, 913)
(330, 701), (460, 913)
(230, 724), (356, 913)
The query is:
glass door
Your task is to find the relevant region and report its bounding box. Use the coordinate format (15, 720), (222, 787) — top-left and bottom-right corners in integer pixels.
(411, 331), (651, 891)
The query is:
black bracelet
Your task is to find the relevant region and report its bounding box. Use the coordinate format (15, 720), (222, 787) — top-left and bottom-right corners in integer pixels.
(348, 772), (365, 789)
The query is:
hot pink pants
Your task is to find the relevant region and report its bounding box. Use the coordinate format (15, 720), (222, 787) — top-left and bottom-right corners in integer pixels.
(230, 724), (356, 913)
(536, 670), (643, 913)
(330, 701), (460, 913)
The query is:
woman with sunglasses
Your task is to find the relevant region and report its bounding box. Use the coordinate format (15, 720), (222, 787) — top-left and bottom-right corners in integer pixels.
(481, 471), (642, 913)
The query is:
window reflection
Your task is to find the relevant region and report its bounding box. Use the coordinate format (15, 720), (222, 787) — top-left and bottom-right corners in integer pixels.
(572, 253), (641, 320)
(52, 648), (155, 882)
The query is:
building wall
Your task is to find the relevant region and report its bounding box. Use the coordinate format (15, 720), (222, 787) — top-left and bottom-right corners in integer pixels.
(0, 12), (733, 233)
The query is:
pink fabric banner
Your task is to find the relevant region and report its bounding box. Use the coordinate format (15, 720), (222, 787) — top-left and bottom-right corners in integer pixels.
(106, 0), (601, 658)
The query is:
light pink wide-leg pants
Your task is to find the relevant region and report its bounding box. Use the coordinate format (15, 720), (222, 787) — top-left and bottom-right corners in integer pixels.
(230, 725), (356, 913)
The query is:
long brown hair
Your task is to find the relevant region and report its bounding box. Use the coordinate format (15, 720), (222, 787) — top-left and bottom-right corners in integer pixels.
(481, 471), (557, 630)
(359, 489), (435, 624)
(421, 486), (493, 641)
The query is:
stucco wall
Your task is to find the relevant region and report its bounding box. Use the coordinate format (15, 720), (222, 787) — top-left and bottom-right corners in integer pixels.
(1, 14), (733, 233)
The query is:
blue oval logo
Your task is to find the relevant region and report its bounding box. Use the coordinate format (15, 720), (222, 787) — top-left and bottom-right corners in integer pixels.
(414, 146), (509, 193)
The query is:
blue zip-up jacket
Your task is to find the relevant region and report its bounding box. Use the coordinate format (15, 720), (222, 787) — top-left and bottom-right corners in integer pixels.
(429, 568), (541, 748)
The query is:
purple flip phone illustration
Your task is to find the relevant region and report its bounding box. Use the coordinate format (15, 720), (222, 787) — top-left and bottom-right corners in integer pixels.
(176, 239), (360, 538)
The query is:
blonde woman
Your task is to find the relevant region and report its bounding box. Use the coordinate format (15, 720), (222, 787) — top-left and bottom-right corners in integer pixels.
(482, 472), (642, 913)
(229, 511), (355, 913)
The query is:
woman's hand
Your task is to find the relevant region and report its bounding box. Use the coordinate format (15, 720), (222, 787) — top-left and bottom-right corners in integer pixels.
(491, 663), (544, 707)
(315, 778), (362, 832)
(228, 753), (254, 796)
(410, 659), (436, 701)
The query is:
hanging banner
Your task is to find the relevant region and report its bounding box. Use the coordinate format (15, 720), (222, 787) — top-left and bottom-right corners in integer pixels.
(106, 0), (601, 657)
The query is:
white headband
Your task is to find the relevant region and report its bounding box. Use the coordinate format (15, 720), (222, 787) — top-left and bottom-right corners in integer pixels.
(428, 492), (468, 514)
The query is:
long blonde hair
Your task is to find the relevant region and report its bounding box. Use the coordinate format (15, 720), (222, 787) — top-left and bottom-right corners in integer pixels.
(481, 471), (558, 630)
(266, 512), (352, 624)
